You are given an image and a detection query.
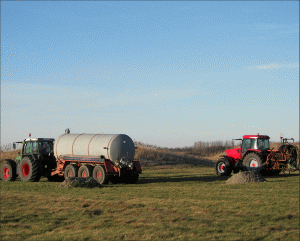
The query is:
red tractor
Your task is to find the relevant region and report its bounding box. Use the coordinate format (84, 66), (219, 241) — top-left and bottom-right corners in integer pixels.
(216, 134), (299, 176)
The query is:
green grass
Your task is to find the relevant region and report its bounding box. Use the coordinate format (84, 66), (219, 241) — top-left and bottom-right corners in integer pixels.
(1, 166), (299, 240)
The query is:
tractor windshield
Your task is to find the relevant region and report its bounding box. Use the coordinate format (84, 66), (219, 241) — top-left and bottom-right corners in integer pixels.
(257, 138), (269, 150)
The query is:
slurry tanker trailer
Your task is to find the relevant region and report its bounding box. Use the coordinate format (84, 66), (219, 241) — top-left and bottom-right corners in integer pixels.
(1, 129), (142, 184)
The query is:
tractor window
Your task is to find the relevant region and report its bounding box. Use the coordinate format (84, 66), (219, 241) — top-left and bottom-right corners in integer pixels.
(250, 139), (257, 149)
(257, 139), (269, 150)
(41, 142), (52, 154)
(242, 139), (251, 154)
(32, 142), (39, 153)
(242, 139), (257, 154)
(24, 142), (32, 154)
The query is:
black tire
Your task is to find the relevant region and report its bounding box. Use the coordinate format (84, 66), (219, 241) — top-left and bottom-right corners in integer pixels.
(215, 158), (232, 176)
(78, 165), (93, 178)
(64, 164), (78, 179)
(1, 159), (17, 182)
(47, 174), (65, 182)
(93, 165), (109, 184)
(18, 156), (41, 182)
(242, 153), (263, 173)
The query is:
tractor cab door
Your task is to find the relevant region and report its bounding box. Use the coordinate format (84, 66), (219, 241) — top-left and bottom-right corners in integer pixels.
(23, 141), (32, 155)
(242, 139), (257, 156)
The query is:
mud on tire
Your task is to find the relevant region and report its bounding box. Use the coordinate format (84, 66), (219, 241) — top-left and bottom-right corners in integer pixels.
(18, 156), (41, 182)
(1, 159), (17, 182)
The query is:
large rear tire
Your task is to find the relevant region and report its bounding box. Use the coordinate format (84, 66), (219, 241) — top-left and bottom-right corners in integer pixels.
(18, 156), (41, 182)
(243, 153), (263, 173)
(93, 165), (109, 184)
(64, 164), (78, 179)
(215, 158), (232, 176)
(1, 159), (17, 182)
(78, 165), (93, 178)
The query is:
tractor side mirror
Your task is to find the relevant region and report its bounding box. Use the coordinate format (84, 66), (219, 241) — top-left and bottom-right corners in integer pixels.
(13, 143), (16, 149)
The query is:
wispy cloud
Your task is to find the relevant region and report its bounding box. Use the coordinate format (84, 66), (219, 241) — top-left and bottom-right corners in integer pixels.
(248, 62), (299, 70)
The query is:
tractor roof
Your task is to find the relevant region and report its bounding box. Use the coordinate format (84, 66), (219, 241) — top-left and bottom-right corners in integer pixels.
(24, 138), (55, 142)
(243, 135), (270, 139)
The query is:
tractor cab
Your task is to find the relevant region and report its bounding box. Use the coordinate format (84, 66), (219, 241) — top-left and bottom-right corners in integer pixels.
(14, 138), (55, 163)
(224, 134), (270, 161)
(241, 135), (270, 155)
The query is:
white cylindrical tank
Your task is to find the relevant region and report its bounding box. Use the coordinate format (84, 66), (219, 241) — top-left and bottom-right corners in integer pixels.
(54, 134), (135, 164)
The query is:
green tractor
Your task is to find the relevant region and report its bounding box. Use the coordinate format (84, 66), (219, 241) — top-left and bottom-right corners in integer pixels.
(0, 136), (62, 182)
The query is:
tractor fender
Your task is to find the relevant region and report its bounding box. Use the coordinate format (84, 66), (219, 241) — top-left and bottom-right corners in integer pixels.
(219, 155), (236, 166)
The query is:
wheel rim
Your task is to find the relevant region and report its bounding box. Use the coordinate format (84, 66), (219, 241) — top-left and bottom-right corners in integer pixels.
(82, 171), (86, 178)
(3, 167), (9, 179)
(218, 163), (225, 173)
(68, 171), (73, 177)
(97, 171), (102, 179)
(249, 159), (259, 170)
(22, 163), (30, 177)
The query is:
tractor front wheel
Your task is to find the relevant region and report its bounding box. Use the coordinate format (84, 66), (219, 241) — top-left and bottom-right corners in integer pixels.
(18, 156), (41, 182)
(243, 153), (263, 173)
(215, 158), (232, 176)
(1, 159), (17, 182)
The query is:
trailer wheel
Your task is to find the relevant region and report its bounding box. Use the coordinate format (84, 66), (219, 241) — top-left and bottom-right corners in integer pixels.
(18, 156), (41, 182)
(243, 153), (263, 173)
(78, 165), (93, 178)
(93, 165), (109, 184)
(1, 159), (17, 182)
(64, 164), (78, 179)
(215, 158), (232, 176)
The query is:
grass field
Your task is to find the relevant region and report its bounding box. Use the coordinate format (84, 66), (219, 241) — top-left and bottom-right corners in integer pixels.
(1, 165), (299, 241)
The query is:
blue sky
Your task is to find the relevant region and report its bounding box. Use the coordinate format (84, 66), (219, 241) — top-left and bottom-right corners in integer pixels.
(1, 1), (299, 148)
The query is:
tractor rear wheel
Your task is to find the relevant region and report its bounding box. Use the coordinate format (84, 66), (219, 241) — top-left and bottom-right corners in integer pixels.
(78, 165), (93, 178)
(93, 165), (109, 184)
(18, 156), (41, 182)
(64, 164), (78, 179)
(215, 158), (232, 176)
(243, 153), (263, 173)
(1, 159), (17, 182)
